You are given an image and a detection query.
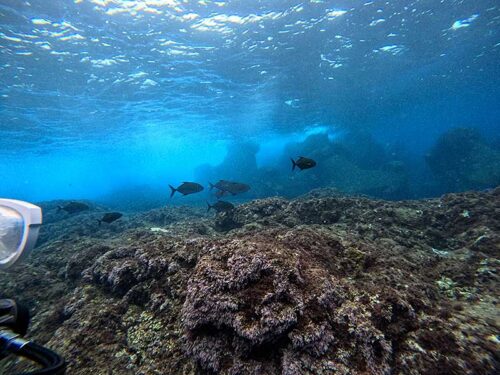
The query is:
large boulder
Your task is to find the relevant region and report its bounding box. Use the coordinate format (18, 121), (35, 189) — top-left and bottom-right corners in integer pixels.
(426, 127), (500, 192)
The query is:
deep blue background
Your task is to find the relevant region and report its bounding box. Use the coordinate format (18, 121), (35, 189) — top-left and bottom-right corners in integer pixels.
(0, 0), (498, 205)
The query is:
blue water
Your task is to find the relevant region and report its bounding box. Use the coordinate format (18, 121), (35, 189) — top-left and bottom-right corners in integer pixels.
(0, 0), (499, 205)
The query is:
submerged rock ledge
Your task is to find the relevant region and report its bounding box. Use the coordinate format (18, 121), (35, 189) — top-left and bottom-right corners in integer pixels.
(1, 189), (498, 374)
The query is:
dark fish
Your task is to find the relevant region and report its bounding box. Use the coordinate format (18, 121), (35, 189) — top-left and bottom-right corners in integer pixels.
(57, 201), (89, 214)
(207, 200), (235, 213)
(209, 180), (250, 195)
(215, 189), (230, 199)
(98, 212), (122, 225)
(291, 156), (316, 171)
(209, 180), (228, 191)
(169, 182), (204, 198)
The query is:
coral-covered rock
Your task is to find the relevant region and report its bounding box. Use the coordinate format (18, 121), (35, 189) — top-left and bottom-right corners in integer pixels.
(182, 230), (394, 374)
(182, 223), (498, 374)
(0, 189), (498, 374)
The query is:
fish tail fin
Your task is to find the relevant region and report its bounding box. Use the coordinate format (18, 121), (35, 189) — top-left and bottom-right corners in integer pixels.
(291, 158), (297, 171)
(207, 202), (212, 213)
(97, 219), (102, 226)
(169, 185), (177, 198)
(209, 182), (214, 191)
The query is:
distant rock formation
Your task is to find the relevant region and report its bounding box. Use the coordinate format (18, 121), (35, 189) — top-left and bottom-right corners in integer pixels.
(426, 127), (500, 192)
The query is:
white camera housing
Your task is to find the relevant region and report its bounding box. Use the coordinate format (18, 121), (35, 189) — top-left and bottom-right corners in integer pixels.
(0, 199), (42, 270)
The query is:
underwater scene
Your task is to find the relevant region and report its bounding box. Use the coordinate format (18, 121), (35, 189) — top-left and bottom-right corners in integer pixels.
(0, 0), (499, 373)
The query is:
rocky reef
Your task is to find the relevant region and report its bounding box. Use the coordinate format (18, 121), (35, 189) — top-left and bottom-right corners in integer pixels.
(194, 133), (410, 201)
(0, 188), (498, 374)
(426, 127), (500, 193)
